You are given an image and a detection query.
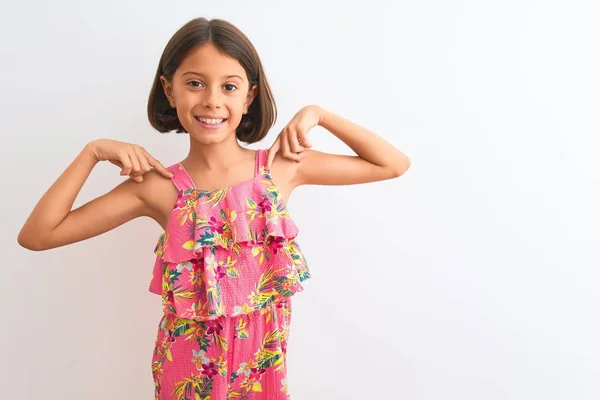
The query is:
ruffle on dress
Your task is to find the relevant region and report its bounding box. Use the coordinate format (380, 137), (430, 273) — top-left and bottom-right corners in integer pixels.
(149, 171), (311, 321)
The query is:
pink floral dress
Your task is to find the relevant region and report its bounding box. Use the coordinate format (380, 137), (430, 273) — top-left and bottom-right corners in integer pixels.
(149, 149), (311, 399)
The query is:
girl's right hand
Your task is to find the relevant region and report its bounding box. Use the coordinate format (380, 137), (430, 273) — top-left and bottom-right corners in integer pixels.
(88, 139), (173, 182)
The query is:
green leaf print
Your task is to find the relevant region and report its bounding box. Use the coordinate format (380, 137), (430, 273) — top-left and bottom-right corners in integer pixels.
(254, 293), (276, 309)
(273, 278), (295, 297)
(169, 269), (182, 284)
(265, 186), (280, 202)
(257, 351), (282, 370)
(298, 270), (311, 282)
(226, 268), (240, 278)
(199, 188), (228, 208)
(173, 375), (213, 400)
(256, 330), (283, 369)
(172, 321), (193, 337)
(214, 333), (228, 352)
(198, 334), (211, 352)
(197, 230), (215, 246)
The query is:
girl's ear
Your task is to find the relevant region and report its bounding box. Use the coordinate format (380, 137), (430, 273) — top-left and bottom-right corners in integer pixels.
(160, 75), (176, 108)
(244, 84), (258, 113)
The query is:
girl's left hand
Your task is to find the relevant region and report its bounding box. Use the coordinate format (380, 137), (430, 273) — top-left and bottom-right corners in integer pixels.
(266, 105), (321, 169)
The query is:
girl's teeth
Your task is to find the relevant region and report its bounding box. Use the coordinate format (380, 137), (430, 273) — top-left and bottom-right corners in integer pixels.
(197, 117), (224, 125)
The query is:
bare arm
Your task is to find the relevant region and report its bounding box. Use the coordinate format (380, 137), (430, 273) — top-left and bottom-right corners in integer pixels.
(267, 105), (411, 187)
(17, 140), (173, 251)
(298, 107), (410, 185)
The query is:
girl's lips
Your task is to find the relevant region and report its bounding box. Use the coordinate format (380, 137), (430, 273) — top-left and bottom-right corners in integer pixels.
(194, 117), (227, 130)
(195, 115), (227, 120)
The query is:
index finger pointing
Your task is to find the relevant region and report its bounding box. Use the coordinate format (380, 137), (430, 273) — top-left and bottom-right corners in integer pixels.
(147, 156), (174, 178)
(267, 137), (281, 169)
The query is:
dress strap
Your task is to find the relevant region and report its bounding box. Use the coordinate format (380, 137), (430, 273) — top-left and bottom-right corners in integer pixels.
(255, 149), (269, 176)
(167, 163), (196, 192)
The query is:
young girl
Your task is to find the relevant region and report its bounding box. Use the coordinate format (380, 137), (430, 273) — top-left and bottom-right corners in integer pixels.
(18, 17), (410, 400)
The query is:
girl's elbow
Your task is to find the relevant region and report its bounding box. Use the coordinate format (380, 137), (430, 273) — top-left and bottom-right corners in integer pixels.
(391, 157), (411, 177)
(17, 230), (48, 251)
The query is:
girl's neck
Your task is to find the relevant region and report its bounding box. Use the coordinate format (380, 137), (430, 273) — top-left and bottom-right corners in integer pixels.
(183, 135), (252, 172)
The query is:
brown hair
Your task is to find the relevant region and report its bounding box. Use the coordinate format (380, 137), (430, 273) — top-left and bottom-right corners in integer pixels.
(147, 18), (277, 144)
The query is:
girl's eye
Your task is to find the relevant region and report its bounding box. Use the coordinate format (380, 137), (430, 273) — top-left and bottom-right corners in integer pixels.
(188, 81), (238, 92)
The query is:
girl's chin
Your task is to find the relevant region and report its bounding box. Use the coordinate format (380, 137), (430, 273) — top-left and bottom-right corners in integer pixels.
(189, 130), (235, 144)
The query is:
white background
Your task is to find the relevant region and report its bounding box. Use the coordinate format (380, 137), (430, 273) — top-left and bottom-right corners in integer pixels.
(1, 1), (599, 399)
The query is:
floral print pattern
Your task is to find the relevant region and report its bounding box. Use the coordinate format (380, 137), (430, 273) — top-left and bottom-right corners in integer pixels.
(152, 298), (292, 399)
(148, 149), (310, 399)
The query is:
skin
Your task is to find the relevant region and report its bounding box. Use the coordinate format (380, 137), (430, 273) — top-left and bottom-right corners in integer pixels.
(17, 42), (411, 251)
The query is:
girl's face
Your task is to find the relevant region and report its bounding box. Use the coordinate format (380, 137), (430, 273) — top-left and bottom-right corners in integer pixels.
(160, 43), (257, 144)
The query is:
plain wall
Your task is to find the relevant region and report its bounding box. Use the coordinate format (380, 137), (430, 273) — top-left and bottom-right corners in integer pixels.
(1, 1), (599, 399)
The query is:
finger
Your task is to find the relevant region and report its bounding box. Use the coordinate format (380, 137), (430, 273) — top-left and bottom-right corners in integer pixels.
(109, 160), (123, 169)
(298, 134), (313, 148)
(130, 174), (144, 183)
(289, 130), (306, 153)
(146, 153), (174, 178)
(282, 130), (302, 162)
(134, 147), (152, 174)
(127, 149), (142, 176)
(266, 136), (281, 169)
(119, 152), (133, 176)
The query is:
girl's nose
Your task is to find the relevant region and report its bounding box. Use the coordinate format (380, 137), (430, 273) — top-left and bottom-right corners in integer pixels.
(201, 86), (223, 109)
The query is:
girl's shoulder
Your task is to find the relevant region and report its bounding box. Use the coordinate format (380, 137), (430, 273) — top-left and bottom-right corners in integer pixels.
(135, 168), (179, 229)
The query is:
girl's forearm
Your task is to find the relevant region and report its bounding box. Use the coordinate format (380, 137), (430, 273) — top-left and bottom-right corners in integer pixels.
(315, 105), (411, 173)
(18, 143), (99, 248)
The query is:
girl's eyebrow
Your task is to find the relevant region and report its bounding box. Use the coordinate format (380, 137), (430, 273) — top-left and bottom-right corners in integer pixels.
(182, 71), (243, 81)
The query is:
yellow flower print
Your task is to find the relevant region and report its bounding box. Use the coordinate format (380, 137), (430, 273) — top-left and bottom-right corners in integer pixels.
(245, 198), (265, 221)
(232, 303), (256, 316)
(189, 268), (203, 287)
(235, 318), (249, 339)
(219, 255), (239, 278)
